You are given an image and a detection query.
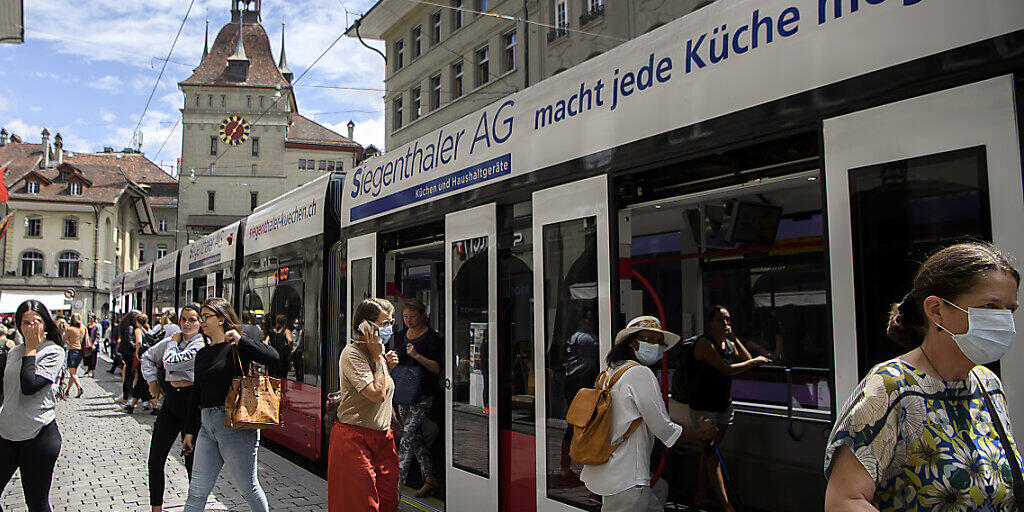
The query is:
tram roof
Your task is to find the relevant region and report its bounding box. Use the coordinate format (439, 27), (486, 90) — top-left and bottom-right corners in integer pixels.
(152, 250), (180, 284)
(179, 222), (241, 277)
(124, 262), (153, 293)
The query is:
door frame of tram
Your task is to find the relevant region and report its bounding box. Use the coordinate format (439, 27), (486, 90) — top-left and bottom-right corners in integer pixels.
(823, 75), (1024, 419)
(347, 233), (378, 342)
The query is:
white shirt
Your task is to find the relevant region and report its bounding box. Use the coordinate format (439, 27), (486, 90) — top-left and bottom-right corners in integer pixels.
(580, 360), (683, 496)
(0, 340), (65, 441)
(140, 333), (205, 383)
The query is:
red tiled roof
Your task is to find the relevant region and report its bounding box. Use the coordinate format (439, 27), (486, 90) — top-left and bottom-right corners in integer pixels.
(286, 114), (361, 148)
(180, 20), (288, 89)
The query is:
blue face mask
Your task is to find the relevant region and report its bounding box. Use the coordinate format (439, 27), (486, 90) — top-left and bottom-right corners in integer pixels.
(635, 341), (664, 366)
(379, 325), (393, 344)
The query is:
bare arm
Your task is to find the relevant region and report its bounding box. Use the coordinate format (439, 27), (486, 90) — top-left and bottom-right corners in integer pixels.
(359, 363), (388, 404)
(694, 338), (765, 377)
(824, 446), (879, 512)
(732, 336), (754, 361)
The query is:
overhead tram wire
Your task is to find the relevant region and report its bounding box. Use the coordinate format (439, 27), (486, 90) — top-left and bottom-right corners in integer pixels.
(404, 0), (627, 42)
(153, 115), (182, 163)
(129, 0), (198, 149)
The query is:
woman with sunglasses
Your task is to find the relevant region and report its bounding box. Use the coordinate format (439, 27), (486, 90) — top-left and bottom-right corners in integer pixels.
(825, 242), (1022, 511)
(0, 300), (66, 512)
(181, 298), (279, 512)
(140, 304), (206, 512)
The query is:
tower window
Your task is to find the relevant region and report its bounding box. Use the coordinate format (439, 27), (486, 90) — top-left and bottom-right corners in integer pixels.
(208, 94), (213, 107)
(208, 191), (216, 211)
(251, 137), (259, 156)
(250, 192), (258, 211)
(210, 136), (217, 155)
(221, 95), (226, 107)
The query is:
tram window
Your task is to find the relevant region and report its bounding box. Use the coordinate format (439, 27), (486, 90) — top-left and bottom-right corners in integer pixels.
(542, 216), (601, 511)
(451, 235), (491, 477)
(498, 201), (535, 435)
(849, 146), (991, 377)
(351, 257), (373, 318)
(244, 255), (316, 385)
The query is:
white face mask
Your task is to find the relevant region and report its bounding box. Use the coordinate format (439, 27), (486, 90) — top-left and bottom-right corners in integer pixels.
(635, 341), (665, 366)
(937, 299), (1016, 365)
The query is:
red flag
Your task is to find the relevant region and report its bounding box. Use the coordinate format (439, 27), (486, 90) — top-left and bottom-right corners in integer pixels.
(0, 160), (10, 203)
(0, 212), (12, 240)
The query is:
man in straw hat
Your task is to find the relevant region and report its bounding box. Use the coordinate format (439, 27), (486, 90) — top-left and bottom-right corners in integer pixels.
(580, 316), (716, 511)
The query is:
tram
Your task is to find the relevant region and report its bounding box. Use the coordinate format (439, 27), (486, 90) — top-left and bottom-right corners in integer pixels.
(113, 0), (1024, 509)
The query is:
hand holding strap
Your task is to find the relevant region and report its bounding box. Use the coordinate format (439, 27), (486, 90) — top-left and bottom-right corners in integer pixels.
(972, 369), (1023, 510)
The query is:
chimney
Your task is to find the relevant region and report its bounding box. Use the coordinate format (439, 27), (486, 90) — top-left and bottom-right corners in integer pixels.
(347, 120), (355, 141)
(0, 128), (7, 147)
(40, 128), (50, 168)
(54, 133), (64, 165)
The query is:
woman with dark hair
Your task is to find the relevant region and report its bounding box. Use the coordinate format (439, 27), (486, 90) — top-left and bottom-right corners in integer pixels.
(264, 314), (293, 378)
(84, 314), (100, 377)
(118, 310), (144, 406)
(141, 304), (206, 512)
(581, 316), (716, 512)
(181, 298), (279, 512)
(826, 242), (1023, 511)
(0, 300), (67, 512)
(690, 306), (770, 511)
(329, 298), (400, 512)
(125, 312), (158, 414)
(62, 312), (87, 398)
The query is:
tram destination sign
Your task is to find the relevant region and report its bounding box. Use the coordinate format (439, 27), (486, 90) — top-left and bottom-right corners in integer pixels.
(153, 251), (178, 284)
(244, 174), (329, 256)
(180, 222), (239, 276)
(343, 0), (1024, 226)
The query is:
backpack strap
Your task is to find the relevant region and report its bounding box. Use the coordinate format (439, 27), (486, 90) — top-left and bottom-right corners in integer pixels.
(605, 362), (639, 389)
(607, 363), (644, 448)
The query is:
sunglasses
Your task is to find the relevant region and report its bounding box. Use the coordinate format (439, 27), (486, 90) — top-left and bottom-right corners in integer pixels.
(200, 313), (219, 321)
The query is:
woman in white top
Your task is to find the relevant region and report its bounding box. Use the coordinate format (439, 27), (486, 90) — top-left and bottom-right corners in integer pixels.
(581, 316), (716, 512)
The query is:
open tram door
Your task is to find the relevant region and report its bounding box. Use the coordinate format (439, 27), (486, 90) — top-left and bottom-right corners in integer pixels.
(533, 175), (613, 512)
(347, 233), (377, 342)
(824, 76), (1024, 425)
(444, 203), (499, 511)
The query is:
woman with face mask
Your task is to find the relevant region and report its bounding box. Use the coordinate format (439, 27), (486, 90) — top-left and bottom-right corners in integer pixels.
(689, 306), (771, 511)
(825, 242), (1023, 511)
(581, 316), (717, 512)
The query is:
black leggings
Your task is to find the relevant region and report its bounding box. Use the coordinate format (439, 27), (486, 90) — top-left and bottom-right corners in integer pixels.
(149, 384), (195, 506)
(0, 421), (62, 512)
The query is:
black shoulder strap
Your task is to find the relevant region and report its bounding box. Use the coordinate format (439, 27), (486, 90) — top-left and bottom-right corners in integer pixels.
(973, 369), (1023, 509)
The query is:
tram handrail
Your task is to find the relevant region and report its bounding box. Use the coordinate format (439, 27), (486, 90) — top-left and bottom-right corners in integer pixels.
(735, 365), (834, 440)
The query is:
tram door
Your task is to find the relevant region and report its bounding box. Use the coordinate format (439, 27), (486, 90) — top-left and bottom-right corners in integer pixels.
(824, 76), (1024, 423)
(533, 175), (612, 512)
(444, 203), (499, 511)
(347, 233), (377, 341)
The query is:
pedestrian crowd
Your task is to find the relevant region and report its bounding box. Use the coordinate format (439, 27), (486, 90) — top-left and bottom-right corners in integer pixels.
(0, 241), (1020, 512)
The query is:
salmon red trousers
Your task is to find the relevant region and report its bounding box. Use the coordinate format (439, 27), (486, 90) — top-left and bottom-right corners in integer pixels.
(328, 421), (400, 512)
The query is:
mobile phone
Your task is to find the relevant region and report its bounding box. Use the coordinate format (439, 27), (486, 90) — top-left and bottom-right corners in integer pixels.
(358, 320), (377, 335)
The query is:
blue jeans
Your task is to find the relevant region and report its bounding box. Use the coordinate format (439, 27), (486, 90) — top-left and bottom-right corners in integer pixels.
(183, 407), (269, 512)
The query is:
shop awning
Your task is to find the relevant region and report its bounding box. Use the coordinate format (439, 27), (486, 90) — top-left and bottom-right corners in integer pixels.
(0, 291), (69, 314)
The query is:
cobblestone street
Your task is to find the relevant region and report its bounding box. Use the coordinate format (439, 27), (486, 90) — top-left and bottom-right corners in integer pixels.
(0, 356), (327, 512)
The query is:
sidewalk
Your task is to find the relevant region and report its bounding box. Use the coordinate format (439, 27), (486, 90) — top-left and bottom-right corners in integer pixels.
(0, 356), (327, 511)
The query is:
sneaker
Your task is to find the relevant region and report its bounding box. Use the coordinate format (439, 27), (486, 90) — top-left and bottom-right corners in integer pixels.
(125, 405), (134, 414)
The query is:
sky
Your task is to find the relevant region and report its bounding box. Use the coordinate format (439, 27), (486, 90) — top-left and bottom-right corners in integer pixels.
(0, 0), (387, 176)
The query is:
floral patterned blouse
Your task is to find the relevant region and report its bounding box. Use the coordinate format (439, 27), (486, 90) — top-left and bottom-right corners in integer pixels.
(825, 359), (1021, 511)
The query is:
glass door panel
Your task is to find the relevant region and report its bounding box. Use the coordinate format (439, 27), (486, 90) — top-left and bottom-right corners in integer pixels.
(347, 233), (377, 342)
(823, 76), (1024, 423)
(533, 175), (612, 512)
(445, 203), (498, 511)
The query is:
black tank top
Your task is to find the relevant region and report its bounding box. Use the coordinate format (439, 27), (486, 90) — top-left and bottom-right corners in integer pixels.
(689, 335), (737, 412)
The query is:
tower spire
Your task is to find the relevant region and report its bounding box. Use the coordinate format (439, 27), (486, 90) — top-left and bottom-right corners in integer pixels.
(226, 4), (250, 81)
(278, 20), (293, 82)
(202, 17), (209, 60)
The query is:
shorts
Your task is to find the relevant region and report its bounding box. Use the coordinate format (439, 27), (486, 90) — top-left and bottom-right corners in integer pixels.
(67, 349), (83, 369)
(690, 406), (734, 426)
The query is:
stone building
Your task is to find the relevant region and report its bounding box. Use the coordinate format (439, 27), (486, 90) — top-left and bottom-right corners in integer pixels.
(0, 128), (161, 317)
(177, 0), (363, 245)
(349, 0), (707, 150)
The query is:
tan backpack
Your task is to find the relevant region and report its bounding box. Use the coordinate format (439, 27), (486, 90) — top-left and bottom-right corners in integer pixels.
(566, 363), (642, 465)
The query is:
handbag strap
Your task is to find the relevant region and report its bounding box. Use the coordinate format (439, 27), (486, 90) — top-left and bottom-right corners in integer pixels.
(231, 344), (252, 377)
(972, 369), (1023, 508)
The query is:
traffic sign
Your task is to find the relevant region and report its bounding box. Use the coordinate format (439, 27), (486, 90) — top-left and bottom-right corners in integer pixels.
(64, 289), (76, 299)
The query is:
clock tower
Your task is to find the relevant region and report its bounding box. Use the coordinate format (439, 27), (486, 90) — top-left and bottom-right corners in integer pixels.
(176, 0), (362, 245)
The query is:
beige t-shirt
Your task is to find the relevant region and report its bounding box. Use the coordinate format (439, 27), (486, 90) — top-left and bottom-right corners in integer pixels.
(338, 343), (394, 431)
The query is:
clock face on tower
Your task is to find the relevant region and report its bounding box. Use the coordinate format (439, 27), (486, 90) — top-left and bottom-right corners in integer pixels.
(219, 116), (251, 146)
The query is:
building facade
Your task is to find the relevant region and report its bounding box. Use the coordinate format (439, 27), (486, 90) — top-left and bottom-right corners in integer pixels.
(350, 0), (707, 150)
(177, 0), (363, 245)
(0, 128), (159, 317)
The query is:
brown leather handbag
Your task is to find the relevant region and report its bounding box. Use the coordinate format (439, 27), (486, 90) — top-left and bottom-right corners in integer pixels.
(224, 345), (283, 430)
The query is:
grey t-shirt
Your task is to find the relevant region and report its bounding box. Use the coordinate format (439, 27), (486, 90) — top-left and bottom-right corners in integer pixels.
(0, 340), (65, 441)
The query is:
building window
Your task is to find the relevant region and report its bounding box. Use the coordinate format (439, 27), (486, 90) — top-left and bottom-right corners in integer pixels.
(250, 191), (258, 211)
(431, 10), (442, 45)
(63, 217), (79, 239)
(210, 136), (217, 155)
(336, 161), (344, 171)
(318, 160), (326, 170)
(412, 87), (422, 121)
(247, 96), (252, 108)
(251, 137), (259, 156)
(251, 164), (258, 176)
(452, 60), (464, 99)
(259, 96), (264, 109)
(502, 30), (517, 72)
(581, 0), (604, 25)
(299, 158), (306, 170)
(549, 0), (569, 41)
(394, 39), (405, 71)
(159, 218), (168, 232)
(69, 181), (82, 196)
(452, 0), (463, 30)
(208, 191), (215, 211)
(157, 244), (168, 259)
(476, 45), (489, 86)
(412, 25), (422, 58)
(26, 181), (39, 194)
(139, 245), (145, 262)
(393, 96), (404, 130)
(58, 251), (80, 278)
(220, 95), (226, 107)
(21, 251), (43, 277)
(208, 94), (213, 107)
(430, 73), (442, 110)
(26, 217), (41, 237)
(196, 95), (201, 107)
